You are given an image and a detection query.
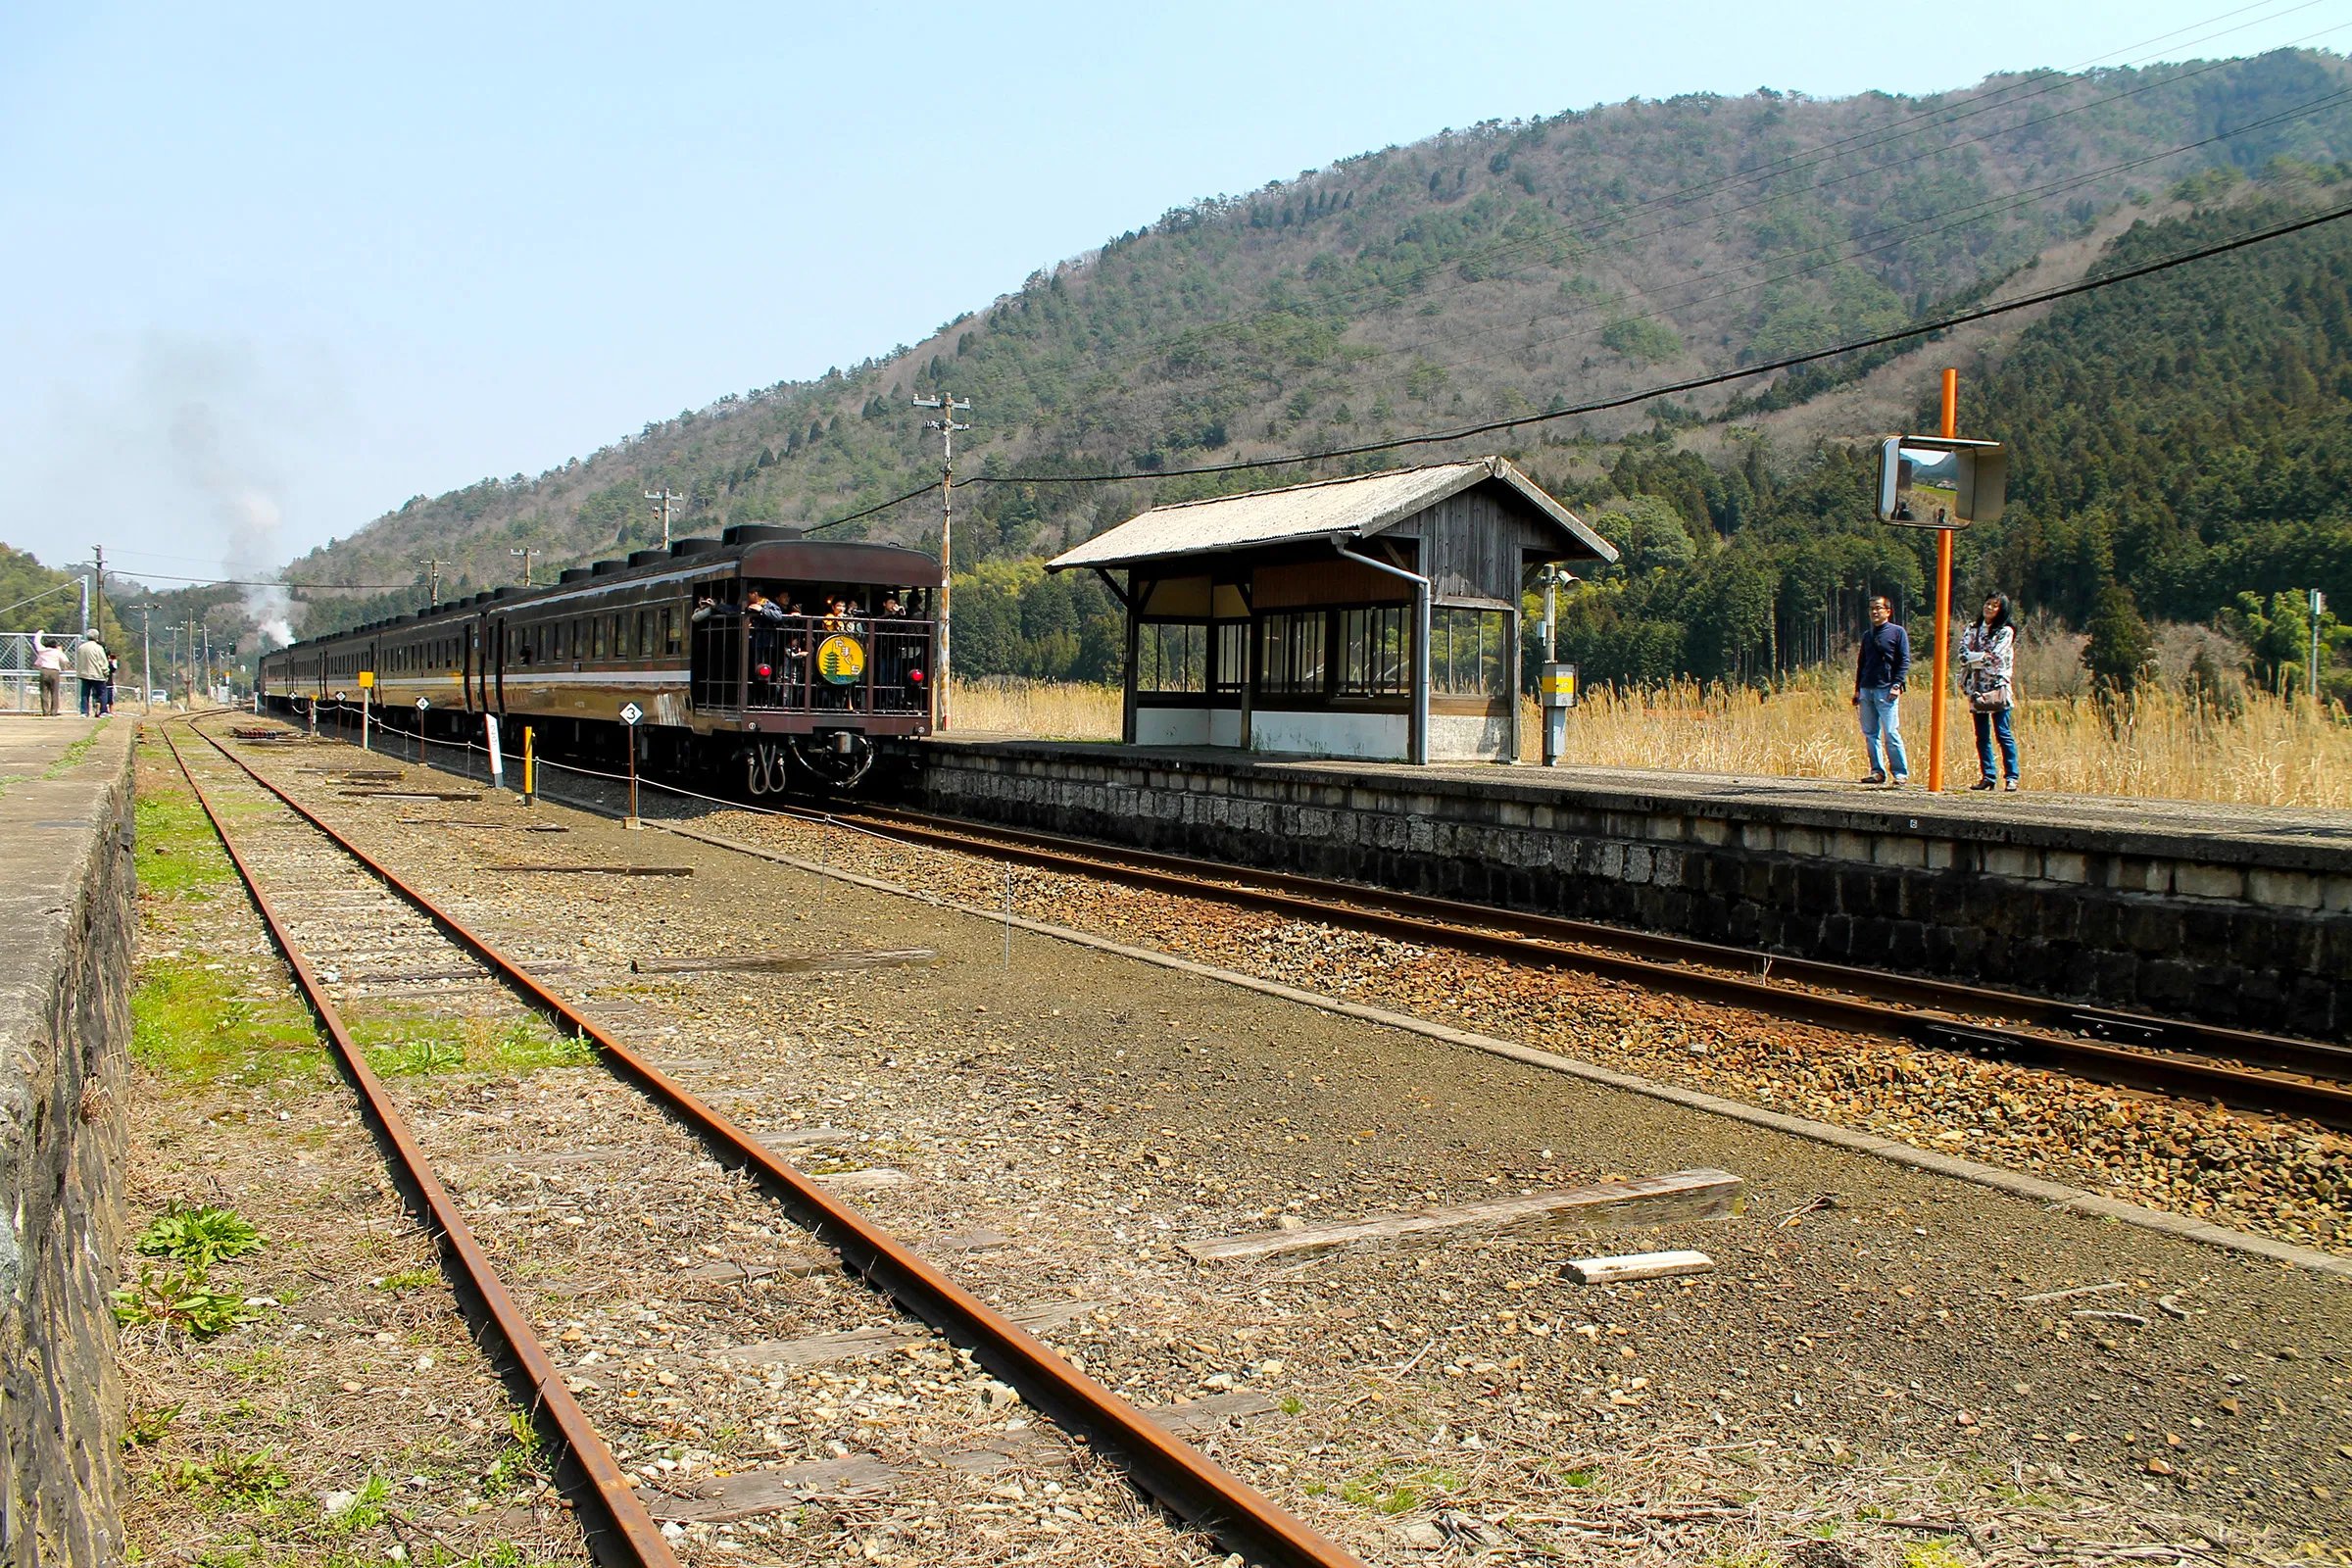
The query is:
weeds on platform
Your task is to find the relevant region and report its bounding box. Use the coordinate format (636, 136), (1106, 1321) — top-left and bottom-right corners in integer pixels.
(138, 1202), (264, 1269)
(113, 1264), (256, 1340)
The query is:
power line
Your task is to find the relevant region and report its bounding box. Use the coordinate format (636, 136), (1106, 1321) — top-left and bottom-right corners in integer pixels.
(939, 198), (2352, 491)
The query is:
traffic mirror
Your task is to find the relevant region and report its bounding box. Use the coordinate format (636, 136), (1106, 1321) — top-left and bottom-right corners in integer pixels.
(1877, 436), (2006, 528)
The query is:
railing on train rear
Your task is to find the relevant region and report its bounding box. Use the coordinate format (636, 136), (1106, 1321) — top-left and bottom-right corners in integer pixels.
(692, 613), (933, 717)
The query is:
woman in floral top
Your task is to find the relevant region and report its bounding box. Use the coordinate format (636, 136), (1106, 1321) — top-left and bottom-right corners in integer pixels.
(1961, 592), (2020, 791)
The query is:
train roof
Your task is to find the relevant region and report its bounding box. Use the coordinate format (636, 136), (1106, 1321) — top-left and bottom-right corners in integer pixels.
(270, 529), (942, 653)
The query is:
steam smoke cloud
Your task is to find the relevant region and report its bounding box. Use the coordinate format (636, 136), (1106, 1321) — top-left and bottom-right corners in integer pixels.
(170, 400), (294, 649)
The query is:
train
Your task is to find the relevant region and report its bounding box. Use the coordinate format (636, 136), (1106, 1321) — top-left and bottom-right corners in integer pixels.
(257, 524), (942, 790)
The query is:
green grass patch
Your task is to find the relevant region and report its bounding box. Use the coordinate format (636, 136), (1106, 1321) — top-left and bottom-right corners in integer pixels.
(135, 790), (232, 897)
(122, 1403), (182, 1449)
(354, 1009), (591, 1078)
(131, 959), (323, 1088)
(1338, 1462), (1460, 1516)
(168, 1447), (288, 1509)
(374, 1266), (441, 1292)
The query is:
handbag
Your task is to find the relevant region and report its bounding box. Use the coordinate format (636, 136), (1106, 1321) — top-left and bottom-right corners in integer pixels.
(1969, 683), (2012, 713)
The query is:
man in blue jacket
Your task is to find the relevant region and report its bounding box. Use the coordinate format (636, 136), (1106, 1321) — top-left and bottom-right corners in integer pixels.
(1851, 595), (1911, 786)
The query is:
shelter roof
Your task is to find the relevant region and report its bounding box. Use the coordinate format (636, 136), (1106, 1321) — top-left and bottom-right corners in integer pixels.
(1046, 457), (1618, 572)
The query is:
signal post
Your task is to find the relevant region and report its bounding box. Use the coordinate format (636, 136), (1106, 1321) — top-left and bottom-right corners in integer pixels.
(1875, 371), (2006, 793)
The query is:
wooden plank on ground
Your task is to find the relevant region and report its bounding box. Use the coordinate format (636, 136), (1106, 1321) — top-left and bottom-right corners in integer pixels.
(1144, 1390), (1281, 1434)
(639, 1456), (902, 1523)
(1561, 1249), (1714, 1285)
(756, 1126), (861, 1150)
(633, 947), (935, 976)
(486, 863), (693, 876)
(1178, 1168), (1742, 1264)
(812, 1167), (908, 1192)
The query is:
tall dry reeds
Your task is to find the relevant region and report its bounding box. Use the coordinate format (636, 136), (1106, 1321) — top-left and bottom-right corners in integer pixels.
(945, 668), (2351, 809)
(1525, 666), (2352, 808)
(947, 676), (1122, 740)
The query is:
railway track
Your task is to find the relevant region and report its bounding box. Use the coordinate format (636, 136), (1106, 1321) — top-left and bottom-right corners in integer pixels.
(812, 803), (2352, 1132)
(162, 720), (1365, 1568)
(255, 712), (2352, 1130)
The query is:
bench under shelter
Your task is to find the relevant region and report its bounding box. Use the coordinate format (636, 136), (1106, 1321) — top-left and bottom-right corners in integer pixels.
(1045, 457), (1617, 762)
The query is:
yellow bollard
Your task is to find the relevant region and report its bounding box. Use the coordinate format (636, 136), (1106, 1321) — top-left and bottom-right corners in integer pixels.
(522, 725), (535, 806)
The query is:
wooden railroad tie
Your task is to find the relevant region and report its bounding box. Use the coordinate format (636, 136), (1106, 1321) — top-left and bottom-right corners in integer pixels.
(487, 864), (694, 876)
(1180, 1168), (1743, 1263)
(633, 947), (935, 976)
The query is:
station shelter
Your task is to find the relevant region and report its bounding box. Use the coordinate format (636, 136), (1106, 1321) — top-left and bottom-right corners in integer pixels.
(1046, 457), (1617, 763)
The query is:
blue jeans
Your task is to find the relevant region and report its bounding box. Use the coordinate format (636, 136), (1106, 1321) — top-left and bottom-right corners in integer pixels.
(1973, 706), (2018, 782)
(1857, 686), (1907, 778)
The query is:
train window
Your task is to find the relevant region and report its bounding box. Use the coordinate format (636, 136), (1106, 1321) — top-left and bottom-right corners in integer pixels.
(636, 611), (649, 657)
(662, 608), (676, 655)
(593, 617), (608, 660)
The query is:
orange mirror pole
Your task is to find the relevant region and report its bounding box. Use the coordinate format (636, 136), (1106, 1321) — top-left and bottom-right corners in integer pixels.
(1927, 368), (1958, 793)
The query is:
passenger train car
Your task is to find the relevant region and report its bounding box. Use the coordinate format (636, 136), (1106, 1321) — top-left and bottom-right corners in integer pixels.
(258, 524), (941, 790)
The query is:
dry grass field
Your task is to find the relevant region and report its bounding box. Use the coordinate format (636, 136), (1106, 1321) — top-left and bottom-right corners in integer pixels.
(947, 671), (2352, 809)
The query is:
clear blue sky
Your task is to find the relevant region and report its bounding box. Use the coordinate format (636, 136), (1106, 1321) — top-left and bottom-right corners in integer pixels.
(3, 0), (2341, 587)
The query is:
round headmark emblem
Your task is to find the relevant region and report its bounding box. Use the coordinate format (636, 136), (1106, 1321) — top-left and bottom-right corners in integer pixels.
(816, 634), (867, 686)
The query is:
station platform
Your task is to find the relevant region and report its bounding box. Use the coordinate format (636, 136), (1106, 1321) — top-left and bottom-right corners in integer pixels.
(0, 713), (137, 1561)
(889, 733), (2352, 1040)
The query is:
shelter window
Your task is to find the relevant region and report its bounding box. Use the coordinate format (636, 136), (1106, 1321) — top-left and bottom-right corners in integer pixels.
(1431, 608), (1509, 700)
(1137, 623), (1206, 694)
(1339, 606), (1411, 697)
(1212, 622), (1247, 695)
(1257, 612), (1326, 695)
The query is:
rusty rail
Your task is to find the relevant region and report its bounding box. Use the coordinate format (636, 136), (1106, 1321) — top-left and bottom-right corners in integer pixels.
(180, 719), (1365, 1568)
(157, 723), (686, 1568)
(824, 804), (2352, 1130)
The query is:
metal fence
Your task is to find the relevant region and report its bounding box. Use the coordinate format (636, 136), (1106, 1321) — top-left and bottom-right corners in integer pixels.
(0, 633), (138, 714)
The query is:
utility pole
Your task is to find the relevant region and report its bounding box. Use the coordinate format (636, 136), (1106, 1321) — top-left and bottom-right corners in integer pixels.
(512, 547), (538, 586)
(134, 604), (154, 713)
(418, 559), (446, 607)
(2313, 588), (2328, 712)
(90, 546), (107, 641)
(912, 393), (971, 728)
(643, 488), (682, 549)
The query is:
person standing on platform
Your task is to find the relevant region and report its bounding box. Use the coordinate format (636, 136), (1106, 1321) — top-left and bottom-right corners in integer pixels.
(73, 634), (111, 716)
(33, 633), (69, 715)
(1962, 591), (2021, 792)
(1850, 594), (1912, 786)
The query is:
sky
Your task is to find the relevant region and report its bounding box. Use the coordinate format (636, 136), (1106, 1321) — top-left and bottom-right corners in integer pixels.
(3, 0), (2343, 590)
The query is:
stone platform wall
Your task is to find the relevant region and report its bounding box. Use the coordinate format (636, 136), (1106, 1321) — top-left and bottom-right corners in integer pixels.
(890, 739), (2352, 1042)
(0, 719), (138, 1568)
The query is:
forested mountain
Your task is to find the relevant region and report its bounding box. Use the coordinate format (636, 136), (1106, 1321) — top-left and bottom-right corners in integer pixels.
(281, 49), (2352, 693)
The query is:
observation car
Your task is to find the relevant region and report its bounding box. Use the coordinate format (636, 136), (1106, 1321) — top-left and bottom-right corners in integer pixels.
(258, 524), (940, 790)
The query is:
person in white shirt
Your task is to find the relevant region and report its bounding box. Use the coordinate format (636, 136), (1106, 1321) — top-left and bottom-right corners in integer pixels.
(32, 633), (69, 715)
(73, 636), (111, 716)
